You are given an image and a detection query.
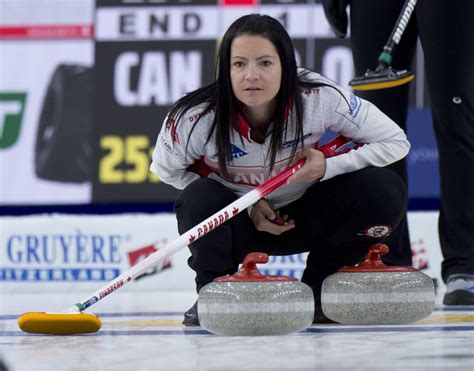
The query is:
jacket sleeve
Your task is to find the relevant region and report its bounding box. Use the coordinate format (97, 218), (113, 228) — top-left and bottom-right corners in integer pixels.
(319, 86), (411, 181)
(149, 113), (202, 190)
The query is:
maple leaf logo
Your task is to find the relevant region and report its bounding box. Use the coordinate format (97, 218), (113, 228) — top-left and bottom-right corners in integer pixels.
(232, 207), (239, 215)
(189, 234), (196, 243)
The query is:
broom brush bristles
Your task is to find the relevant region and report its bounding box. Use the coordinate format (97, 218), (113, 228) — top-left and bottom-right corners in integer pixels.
(18, 312), (102, 335)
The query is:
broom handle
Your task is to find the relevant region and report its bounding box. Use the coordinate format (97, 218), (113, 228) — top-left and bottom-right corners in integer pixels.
(71, 159), (306, 312)
(72, 135), (351, 312)
(378, 0), (417, 67)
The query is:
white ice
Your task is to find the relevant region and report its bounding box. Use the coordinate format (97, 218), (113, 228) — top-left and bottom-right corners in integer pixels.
(1, 290), (473, 371)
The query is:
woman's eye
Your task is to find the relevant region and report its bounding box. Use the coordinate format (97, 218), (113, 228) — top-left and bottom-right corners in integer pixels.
(261, 60), (272, 67)
(233, 61), (245, 68)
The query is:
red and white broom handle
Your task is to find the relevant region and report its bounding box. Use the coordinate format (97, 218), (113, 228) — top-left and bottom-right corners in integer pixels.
(72, 158), (306, 312)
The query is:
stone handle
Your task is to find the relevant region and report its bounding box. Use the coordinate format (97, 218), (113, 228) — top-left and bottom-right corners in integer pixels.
(338, 243), (417, 272)
(359, 244), (389, 268)
(213, 252), (297, 282)
(239, 252), (269, 278)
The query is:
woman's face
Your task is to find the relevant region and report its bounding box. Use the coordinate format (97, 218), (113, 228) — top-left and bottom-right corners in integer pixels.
(230, 35), (282, 112)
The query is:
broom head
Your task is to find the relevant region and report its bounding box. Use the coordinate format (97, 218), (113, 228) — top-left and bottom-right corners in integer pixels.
(18, 312), (102, 335)
(350, 67), (415, 91)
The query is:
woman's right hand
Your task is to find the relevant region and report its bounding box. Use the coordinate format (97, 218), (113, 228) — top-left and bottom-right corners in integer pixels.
(249, 199), (295, 235)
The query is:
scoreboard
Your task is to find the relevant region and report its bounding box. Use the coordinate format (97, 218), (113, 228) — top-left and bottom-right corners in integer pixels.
(0, 0), (436, 207)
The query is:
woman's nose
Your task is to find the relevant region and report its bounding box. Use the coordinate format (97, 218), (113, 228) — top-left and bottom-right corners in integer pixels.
(245, 65), (260, 81)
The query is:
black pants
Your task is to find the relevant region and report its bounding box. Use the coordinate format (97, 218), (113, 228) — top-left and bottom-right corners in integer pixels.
(175, 167), (407, 293)
(350, 0), (474, 280)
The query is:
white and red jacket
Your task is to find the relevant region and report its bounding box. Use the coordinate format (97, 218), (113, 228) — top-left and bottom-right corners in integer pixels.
(150, 69), (410, 209)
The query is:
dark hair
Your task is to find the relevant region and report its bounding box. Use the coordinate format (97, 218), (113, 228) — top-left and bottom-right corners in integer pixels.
(165, 14), (304, 177)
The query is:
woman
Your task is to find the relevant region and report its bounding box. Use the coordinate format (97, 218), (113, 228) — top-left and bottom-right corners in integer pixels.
(150, 14), (410, 325)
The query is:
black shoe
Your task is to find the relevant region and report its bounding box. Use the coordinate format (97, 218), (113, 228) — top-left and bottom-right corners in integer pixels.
(312, 292), (337, 324)
(182, 301), (200, 326)
(313, 304), (337, 324)
(443, 274), (474, 305)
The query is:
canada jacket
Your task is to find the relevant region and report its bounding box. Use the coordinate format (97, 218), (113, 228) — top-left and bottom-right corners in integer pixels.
(150, 69), (410, 209)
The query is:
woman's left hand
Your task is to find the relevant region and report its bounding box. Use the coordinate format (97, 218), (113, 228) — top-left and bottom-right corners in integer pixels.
(249, 199), (295, 235)
(286, 148), (326, 185)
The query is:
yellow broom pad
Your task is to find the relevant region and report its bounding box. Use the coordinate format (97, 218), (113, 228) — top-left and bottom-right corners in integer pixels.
(351, 75), (415, 91)
(18, 312), (102, 335)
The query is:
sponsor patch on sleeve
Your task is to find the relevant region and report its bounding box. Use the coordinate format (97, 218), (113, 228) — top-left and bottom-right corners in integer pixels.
(335, 93), (368, 128)
(361, 225), (392, 238)
(160, 134), (176, 155)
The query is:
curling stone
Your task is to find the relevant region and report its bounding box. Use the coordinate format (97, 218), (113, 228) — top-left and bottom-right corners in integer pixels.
(321, 244), (435, 325)
(198, 252), (314, 336)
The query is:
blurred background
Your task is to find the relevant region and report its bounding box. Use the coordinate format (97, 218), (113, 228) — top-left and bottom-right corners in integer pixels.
(0, 0), (440, 293)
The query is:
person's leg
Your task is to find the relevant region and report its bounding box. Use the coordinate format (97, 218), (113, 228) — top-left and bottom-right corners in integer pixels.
(261, 167), (407, 321)
(174, 177), (257, 324)
(416, 0), (474, 304)
(349, 0), (418, 266)
(176, 168), (407, 324)
(298, 168), (407, 320)
(175, 178), (257, 291)
(350, 0), (418, 128)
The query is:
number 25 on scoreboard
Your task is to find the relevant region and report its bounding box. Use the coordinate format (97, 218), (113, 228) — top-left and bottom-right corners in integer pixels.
(99, 135), (159, 184)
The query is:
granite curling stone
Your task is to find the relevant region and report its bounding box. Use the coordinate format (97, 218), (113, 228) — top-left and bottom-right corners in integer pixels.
(198, 252), (314, 336)
(321, 244), (435, 325)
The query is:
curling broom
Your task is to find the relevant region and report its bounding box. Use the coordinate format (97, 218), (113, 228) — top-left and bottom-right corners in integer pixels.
(17, 135), (352, 335)
(349, 0), (417, 91)
(17, 158), (308, 335)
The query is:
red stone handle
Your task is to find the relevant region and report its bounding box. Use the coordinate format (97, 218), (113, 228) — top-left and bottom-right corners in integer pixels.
(213, 252), (297, 282)
(238, 252), (269, 278)
(338, 244), (417, 272)
(359, 244), (389, 269)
